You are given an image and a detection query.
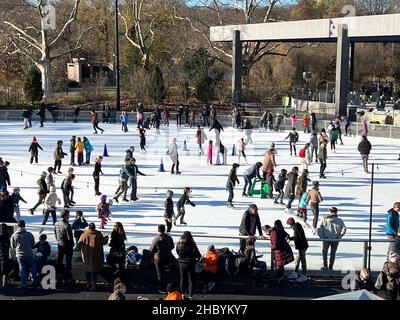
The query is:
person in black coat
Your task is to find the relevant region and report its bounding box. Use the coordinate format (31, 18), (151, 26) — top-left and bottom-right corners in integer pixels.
(0, 159), (10, 188)
(226, 163), (240, 208)
(287, 218), (309, 279)
(0, 187), (16, 223)
(284, 166), (299, 212)
(37, 103), (46, 127)
(70, 135), (76, 166)
(73, 106), (81, 123)
(0, 223), (12, 286)
(164, 190), (175, 232)
(239, 204), (264, 252)
(93, 156), (104, 196)
(28, 137), (43, 164)
(176, 231), (201, 299)
(357, 135), (372, 173)
(108, 222), (127, 278)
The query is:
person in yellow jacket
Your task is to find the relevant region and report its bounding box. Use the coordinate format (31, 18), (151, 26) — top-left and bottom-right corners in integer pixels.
(164, 282), (183, 300)
(75, 137), (85, 166)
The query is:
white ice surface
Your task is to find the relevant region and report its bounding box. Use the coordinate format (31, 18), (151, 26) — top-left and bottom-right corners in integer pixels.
(1, 120), (399, 272)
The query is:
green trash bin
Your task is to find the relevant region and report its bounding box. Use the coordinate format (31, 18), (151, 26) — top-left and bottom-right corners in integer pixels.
(260, 182), (270, 199)
(249, 179), (261, 195)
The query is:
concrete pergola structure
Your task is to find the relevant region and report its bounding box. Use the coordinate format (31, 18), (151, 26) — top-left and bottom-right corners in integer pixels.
(210, 14), (400, 116)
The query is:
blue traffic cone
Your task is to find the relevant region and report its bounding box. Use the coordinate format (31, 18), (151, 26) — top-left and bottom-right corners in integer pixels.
(232, 144), (236, 156)
(183, 140), (189, 151)
(158, 158), (165, 172)
(103, 144), (109, 157)
(215, 152), (221, 165)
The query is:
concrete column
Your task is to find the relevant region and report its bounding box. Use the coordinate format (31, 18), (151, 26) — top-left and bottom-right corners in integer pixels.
(335, 24), (350, 116)
(232, 30), (242, 107)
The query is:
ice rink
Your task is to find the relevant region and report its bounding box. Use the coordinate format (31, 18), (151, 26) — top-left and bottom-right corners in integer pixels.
(1, 119), (399, 272)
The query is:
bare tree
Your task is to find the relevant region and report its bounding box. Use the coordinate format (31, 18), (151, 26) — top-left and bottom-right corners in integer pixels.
(173, 0), (308, 78)
(356, 0), (399, 14)
(119, 0), (165, 70)
(0, 0), (97, 97)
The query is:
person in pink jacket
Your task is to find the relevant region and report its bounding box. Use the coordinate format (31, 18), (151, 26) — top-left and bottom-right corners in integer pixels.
(290, 114), (299, 128)
(236, 138), (248, 164)
(207, 140), (213, 165)
(196, 125), (207, 155)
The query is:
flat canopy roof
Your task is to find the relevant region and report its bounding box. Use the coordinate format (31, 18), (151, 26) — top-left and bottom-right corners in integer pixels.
(210, 13), (400, 43)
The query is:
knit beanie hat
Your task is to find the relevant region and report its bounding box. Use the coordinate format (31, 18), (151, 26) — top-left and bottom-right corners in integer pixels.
(286, 217), (295, 226)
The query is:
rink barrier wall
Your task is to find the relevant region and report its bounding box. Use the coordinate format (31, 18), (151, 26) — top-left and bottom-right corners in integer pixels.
(7, 223), (395, 272)
(2, 109), (400, 139)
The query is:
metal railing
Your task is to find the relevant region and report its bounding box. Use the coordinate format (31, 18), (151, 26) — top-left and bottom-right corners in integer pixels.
(6, 223), (394, 273)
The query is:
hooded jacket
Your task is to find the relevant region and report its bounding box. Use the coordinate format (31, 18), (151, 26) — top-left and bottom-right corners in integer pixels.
(386, 208), (400, 236)
(83, 139), (94, 153)
(10, 228), (34, 258)
(244, 163), (262, 180)
(358, 140), (372, 155)
(317, 214), (347, 240)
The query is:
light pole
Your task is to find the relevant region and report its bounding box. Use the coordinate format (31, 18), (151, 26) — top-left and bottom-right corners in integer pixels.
(303, 72), (312, 112)
(115, 0), (121, 111)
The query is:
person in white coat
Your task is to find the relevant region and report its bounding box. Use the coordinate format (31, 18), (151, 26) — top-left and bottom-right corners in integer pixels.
(42, 185), (61, 225)
(169, 138), (181, 174)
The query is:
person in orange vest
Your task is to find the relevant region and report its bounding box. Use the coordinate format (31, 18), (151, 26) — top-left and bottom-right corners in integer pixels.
(201, 245), (219, 293)
(164, 282), (183, 300)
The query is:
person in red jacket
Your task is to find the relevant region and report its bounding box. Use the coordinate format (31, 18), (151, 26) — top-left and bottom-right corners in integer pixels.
(269, 219), (294, 281)
(91, 110), (104, 134)
(303, 113), (310, 133)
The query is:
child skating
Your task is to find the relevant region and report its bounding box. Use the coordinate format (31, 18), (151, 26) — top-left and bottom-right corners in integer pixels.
(226, 163), (240, 208)
(11, 187), (27, 222)
(97, 194), (112, 229)
(207, 140), (213, 165)
(164, 190), (175, 232)
(274, 169), (287, 206)
(28, 137), (43, 164)
(139, 126), (147, 154)
(174, 187), (196, 226)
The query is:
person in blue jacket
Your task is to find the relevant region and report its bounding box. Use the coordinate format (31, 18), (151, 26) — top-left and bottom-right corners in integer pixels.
(386, 202), (400, 255)
(83, 137), (94, 165)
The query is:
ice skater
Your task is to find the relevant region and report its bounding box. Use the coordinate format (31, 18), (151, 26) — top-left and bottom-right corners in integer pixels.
(174, 187), (196, 226)
(236, 138), (248, 164)
(207, 140), (213, 165)
(284, 128), (299, 156)
(164, 190), (175, 232)
(91, 110), (104, 134)
(209, 119), (224, 150)
(139, 126), (146, 154)
(29, 171), (48, 215)
(53, 140), (67, 174)
(28, 137), (43, 164)
(93, 156), (104, 196)
(11, 187), (27, 222)
(196, 125), (207, 155)
(69, 135), (76, 166)
(242, 162), (262, 197)
(83, 136), (93, 165)
(97, 194), (112, 229)
(226, 163), (240, 208)
(274, 169), (287, 206)
(42, 185), (61, 225)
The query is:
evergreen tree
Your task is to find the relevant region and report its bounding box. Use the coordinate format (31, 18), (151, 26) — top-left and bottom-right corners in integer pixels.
(148, 64), (167, 103)
(24, 67), (43, 102)
(196, 73), (214, 103)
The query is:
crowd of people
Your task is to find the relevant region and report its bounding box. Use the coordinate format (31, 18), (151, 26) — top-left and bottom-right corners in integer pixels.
(0, 103), (398, 300)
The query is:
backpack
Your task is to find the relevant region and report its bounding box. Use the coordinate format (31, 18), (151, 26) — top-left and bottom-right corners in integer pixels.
(299, 148), (306, 158)
(126, 251), (142, 265)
